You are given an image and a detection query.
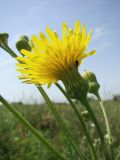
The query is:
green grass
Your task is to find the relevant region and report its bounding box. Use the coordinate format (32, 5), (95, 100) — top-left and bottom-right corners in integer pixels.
(0, 100), (120, 160)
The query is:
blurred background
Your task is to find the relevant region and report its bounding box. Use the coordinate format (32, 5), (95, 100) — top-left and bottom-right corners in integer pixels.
(0, 0), (120, 103)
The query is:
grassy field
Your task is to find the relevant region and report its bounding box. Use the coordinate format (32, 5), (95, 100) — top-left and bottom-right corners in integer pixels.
(0, 100), (120, 160)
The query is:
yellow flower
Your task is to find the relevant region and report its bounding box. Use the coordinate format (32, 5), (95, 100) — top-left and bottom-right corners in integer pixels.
(16, 21), (96, 85)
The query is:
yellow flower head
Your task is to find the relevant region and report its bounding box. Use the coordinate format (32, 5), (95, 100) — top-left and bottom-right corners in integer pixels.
(17, 21), (96, 85)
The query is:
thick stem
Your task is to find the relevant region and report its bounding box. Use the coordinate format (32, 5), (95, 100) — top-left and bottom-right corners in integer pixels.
(0, 95), (66, 160)
(56, 83), (98, 160)
(37, 85), (85, 160)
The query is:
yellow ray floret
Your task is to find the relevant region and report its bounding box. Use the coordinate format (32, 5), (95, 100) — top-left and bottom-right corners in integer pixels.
(16, 21), (96, 85)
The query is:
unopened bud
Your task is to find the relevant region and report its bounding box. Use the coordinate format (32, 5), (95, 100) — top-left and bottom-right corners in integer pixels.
(30, 40), (35, 48)
(0, 33), (9, 47)
(0, 33), (17, 57)
(82, 70), (100, 98)
(16, 35), (31, 53)
(19, 35), (29, 42)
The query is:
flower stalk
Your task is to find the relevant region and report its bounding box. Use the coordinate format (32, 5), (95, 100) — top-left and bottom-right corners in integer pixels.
(97, 95), (112, 145)
(96, 94), (114, 160)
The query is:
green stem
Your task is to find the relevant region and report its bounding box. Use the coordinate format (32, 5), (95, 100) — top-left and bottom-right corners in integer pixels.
(96, 94), (114, 160)
(99, 101), (111, 144)
(37, 85), (85, 160)
(82, 100), (110, 160)
(55, 83), (98, 160)
(7, 46), (17, 57)
(83, 100), (104, 143)
(0, 44), (17, 58)
(0, 95), (66, 160)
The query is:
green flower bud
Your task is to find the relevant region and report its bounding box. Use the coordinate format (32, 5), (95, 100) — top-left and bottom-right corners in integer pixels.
(19, 35), (29, 42)
(29, 40), (35, 48)
(89, 82), (100, 94)
(0, 33), (17, 57)
(0, 33), (9, 48)
(82, 70), (100, 98)
(16, 35), (31, 53)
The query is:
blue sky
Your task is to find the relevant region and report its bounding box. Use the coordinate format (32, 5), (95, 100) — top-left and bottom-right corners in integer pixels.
(0, 0), (120, 102)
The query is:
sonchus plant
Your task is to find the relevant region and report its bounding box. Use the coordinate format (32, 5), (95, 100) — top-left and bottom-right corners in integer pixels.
(0, 21), (114, 160)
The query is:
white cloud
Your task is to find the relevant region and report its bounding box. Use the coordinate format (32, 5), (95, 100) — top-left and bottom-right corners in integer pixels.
(27, 0), (47, 15)
(97, 41), (112, 52)
(93, 27), (103, 40)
